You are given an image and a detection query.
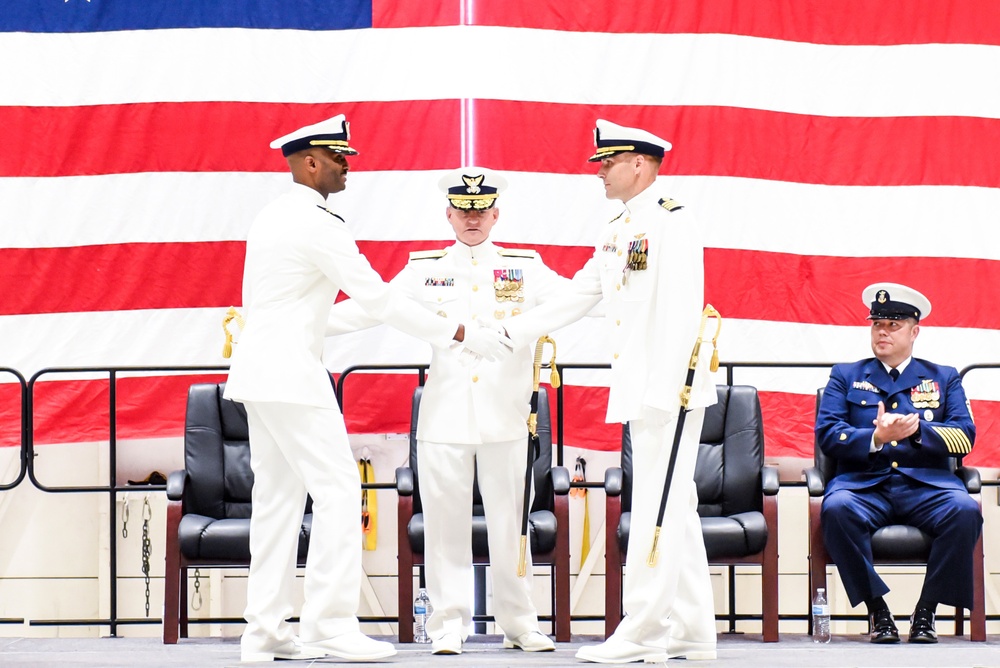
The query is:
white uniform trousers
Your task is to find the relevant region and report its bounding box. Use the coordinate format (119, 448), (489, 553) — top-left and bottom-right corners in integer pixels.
(613, 409), (716, 647)
(241, 401), (362, 653)
(418, 437), (540, 641)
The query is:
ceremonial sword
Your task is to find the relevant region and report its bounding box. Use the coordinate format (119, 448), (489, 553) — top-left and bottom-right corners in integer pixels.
(647, 305), (722, 567)
(518, 335), (560, 577)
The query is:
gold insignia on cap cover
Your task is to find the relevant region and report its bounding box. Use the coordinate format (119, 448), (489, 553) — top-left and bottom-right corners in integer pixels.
(462, 174), (485, 194)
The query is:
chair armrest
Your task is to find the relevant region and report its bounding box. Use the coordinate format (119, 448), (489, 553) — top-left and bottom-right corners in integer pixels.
(604, 466), (623, 497)
(551, 466), (571, 495)
(395, 466), (414, 496)
(166, 470), (188, 501)
(956, 466), (981, 494)
(803, 466), (826, 497)
(761, 465), (779, 496)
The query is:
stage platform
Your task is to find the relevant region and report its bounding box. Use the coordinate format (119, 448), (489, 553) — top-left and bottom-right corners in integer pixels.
(1, 634), (997, 667)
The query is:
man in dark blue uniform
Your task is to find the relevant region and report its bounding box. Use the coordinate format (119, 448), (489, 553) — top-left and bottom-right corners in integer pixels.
(815, 283), (981, 644)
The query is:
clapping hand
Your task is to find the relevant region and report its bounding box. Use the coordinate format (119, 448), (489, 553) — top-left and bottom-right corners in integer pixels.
(872, 401), (920, 447)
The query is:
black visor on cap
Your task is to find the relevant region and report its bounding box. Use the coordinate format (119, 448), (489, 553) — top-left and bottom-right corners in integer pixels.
(868, 300), (921, 321)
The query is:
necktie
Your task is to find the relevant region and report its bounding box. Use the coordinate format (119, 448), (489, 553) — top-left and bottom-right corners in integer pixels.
(889, 368), (900, 381)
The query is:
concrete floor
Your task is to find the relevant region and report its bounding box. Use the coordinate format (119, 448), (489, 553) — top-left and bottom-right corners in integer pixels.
(1, 634), (998, 668)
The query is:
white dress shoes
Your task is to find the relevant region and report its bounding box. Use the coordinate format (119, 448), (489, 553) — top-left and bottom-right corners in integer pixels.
(240, 638), (326, 662)
(666, 637), (717, 661)
(431, 632), (463, 655)
(303, 631), (396, 660)
(575, 636), (667, 664)
(502, 630), (556, 652)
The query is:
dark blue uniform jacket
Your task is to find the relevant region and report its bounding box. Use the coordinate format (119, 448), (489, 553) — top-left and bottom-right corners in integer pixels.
(815, 357), (975, 494)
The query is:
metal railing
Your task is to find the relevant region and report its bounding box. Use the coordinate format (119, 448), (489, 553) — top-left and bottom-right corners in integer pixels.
(2, 360), (999, 633)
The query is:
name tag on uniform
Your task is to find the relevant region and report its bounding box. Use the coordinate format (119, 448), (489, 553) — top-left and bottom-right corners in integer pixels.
(853, 381), (878, 392)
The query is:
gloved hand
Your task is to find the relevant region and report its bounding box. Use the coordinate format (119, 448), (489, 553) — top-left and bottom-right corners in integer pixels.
(461, 322), (514, 362)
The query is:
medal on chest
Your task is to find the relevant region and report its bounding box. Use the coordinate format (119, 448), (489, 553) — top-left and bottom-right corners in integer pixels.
(621, 234), (649, 285)
(911, 380), (941, 409)
(493, 268), (524, 302)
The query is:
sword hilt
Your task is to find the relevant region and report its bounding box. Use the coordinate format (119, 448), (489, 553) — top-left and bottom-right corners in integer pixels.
(679, 305), (723, 406)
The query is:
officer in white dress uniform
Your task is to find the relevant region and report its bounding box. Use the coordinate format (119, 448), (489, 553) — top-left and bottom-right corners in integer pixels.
(326, 167), (566, 655)
(501, 120), (719, 664)
(223, 116), (510, 663)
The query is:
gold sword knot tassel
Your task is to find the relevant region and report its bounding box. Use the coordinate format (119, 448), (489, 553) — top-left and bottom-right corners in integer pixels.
(221, 306), (246, 359)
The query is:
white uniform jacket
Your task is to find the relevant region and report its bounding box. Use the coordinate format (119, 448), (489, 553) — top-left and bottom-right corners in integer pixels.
(327, 240), (571, 444)
(504, 186), (716, 423)
(225, 184), (457, 409)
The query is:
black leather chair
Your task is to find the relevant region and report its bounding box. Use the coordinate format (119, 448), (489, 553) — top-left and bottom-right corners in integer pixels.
(396, 386), (572, 642)
(804, 388), (986, 641)
(163, 382), (312, 644)
(604, 385), (779, 641)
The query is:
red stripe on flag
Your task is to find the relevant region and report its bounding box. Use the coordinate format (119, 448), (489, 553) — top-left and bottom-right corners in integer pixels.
(27, 373), (228, 448)
(473, 100), (1000, 187)
(965, 399), (1000, 467)
(0, 241), (593, 316)
(0, 101), (461, 177)
(6, 101), (997, 187)
(760, 390), (818, 460)
(759, 391), (1000, 468)
(23, 376), (1000, 469)
(705, 249), (1000, 329)
(0, 380), (24, 451)
(372, 0), (459, 28)
(0, 242), (246, 316)
(7, 242), (996, 331)
(469, 0), (1000, 46)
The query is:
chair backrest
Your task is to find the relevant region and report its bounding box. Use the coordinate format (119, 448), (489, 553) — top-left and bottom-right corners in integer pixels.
(184, 383), (253, 520)
(813, 388), (837, 483)
(409, 385), (554, 516)
(621, 385), (765, 517)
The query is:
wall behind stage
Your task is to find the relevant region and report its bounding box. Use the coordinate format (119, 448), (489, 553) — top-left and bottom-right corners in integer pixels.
(2, 1), (1000, 465)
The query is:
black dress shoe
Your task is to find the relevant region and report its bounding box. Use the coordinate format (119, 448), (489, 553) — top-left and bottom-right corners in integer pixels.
(908, 608), (938, 643)
(869, 608), (900, 644)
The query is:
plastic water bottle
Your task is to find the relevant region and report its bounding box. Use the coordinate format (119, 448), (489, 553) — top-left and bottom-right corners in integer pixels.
(413, 588), (432, 643)
(812, 587), (831, 643)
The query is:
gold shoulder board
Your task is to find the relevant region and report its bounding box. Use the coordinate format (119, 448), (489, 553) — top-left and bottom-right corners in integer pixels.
(658, 197), (684, 212)
(409, 249), (448, 261)
(607, 211), (624, 224)
(497, 248), (537, 259)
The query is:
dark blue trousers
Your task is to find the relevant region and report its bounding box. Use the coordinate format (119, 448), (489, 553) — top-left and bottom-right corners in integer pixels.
(821, 473), (981, 609)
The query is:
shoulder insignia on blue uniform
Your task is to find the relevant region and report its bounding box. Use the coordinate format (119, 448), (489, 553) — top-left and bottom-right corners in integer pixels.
(658, 197), (683, 212)
(316, 205), (345, 223)
(409, 249), (448, 260)
(932, 425), (972, 455)
(497, 248), (537, 259)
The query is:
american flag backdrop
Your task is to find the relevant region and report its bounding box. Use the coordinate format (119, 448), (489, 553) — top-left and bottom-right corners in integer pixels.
(2, 1), (1000, 465)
